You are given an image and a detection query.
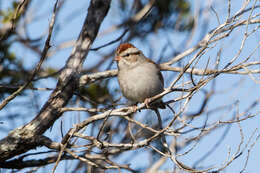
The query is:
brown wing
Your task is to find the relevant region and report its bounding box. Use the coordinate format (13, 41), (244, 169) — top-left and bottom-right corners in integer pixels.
(146, 58), (164, 86)
(157, 70), (164, 87)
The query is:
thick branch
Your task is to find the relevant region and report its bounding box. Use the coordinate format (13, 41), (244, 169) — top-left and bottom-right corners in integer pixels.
(0, 0), (111, 162)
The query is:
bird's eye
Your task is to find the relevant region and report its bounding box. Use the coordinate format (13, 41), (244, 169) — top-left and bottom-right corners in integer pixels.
(123, 53), (130, 57)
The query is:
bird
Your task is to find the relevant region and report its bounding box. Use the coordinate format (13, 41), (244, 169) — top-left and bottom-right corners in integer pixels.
(114, 43), (165, 109)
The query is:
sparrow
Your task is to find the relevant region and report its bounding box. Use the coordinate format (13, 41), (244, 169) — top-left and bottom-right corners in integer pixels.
(115, 43), (165, 109)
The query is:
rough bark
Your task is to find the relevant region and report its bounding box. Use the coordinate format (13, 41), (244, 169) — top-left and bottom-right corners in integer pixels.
(0, 0), (111, 162)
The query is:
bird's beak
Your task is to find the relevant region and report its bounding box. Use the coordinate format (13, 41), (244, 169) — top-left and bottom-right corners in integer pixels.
(114, 56), (121, 62)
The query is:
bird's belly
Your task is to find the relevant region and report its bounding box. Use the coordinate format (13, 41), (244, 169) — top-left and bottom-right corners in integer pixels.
(119, 67), (163, 102)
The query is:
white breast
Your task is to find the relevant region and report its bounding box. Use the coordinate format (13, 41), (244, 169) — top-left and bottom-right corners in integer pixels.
(118, 62), (163, 102)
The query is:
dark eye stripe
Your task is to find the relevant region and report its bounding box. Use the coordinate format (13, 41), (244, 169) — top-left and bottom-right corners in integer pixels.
(131, 52), (140, 55)
(122, 52), (139, 57)
(122, 53), (130, 57)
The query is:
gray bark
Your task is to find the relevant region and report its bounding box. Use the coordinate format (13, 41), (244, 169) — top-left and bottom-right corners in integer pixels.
(0, 0), (111, 162)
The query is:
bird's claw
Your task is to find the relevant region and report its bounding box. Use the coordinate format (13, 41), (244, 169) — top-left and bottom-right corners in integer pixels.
(132, 105), (138, 112)
(144, 98), (151, 109)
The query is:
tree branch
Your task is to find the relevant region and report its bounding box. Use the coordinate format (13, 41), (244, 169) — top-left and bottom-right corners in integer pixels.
(0, 0), (111, 162)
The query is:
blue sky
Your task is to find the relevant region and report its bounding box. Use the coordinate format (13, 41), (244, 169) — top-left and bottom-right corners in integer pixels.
(0, 0), (260, 172)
